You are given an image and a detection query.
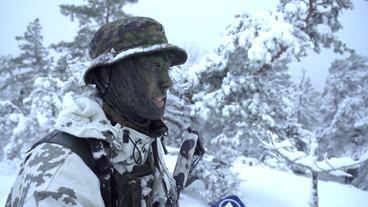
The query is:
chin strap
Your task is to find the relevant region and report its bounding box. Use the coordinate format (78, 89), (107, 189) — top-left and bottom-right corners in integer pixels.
(93, 66), (113, 100)
(101, 68), (113, 99)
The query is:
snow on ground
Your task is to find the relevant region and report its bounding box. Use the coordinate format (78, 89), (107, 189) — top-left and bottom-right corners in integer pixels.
(1, 152), (367, 207)
(232, 158), (368, 207)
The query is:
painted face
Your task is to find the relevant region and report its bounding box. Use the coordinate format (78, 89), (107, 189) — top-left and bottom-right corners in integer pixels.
(94, 52), (174, 121)
(133, 52), (173, 112)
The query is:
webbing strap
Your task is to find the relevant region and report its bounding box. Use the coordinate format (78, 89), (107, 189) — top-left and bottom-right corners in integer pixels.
(28, 130), (96, 170)
(28, 131), (112, 206)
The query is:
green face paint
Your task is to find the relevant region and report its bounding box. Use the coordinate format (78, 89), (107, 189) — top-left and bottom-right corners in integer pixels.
(94, 52), (174, 123)
(133, 52), (173, 111)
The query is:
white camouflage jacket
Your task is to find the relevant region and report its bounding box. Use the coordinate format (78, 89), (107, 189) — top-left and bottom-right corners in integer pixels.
(6, 92), (174, 207)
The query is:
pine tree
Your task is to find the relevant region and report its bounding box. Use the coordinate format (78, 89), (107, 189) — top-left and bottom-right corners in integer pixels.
(279, 0), (353, 54)
(0, 19), (65, 160)
(2, 57), (94, 161)
(2, 1), (139, 161)
(294, 70), (321, 132)
(164, 45), (204, 147)
(51, 0), (138, 60)
(0, 19), (52, 109)
(184, 0), (355, 164)
(319, 53), (368, 190)
(175, 0), (354, 202)
(319, 53), (368, 156)
(14, 18), (51, 74)
(0, 101), (21, 159)
(0, 55), (16, 98)
(4, 77), (65, 161)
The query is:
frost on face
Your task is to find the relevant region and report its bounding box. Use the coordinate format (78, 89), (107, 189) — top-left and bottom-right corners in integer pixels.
(8, 143), (70, 207)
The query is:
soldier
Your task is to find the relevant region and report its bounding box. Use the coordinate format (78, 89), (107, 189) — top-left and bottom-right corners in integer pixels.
(6, 16), (187, 207)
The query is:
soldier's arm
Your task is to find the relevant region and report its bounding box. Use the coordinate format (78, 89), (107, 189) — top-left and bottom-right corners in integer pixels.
(6, 143), (105, 207)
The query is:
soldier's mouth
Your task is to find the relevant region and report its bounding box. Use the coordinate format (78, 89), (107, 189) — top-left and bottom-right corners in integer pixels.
(152, 96), (166, 110)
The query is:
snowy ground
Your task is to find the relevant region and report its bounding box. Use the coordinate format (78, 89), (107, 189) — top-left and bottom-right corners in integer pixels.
(1, 154), (367, 207)
(231, 161), (368, 207)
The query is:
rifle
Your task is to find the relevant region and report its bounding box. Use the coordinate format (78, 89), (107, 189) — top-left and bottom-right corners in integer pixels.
(166, 127), (205, 207)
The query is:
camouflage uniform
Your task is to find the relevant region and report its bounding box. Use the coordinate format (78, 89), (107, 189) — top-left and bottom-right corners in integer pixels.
(6, 17), (187, 207)
(6, 139), (105, 207)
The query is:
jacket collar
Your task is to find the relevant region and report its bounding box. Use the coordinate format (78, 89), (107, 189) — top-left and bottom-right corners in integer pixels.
(54, 92), (153, 149)
(102, 103), (168, 138)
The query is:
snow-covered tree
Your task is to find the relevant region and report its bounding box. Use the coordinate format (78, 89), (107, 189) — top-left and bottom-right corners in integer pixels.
(13, 18), (52, 75)
(0, 101), (21, 159)
(171, 0), (355, 202)
(0, 55), (17, 100)
(0, 17), (95, 160)
(0, 19), (57, 160)
(184, 0), (355, 162)
(294, 70), (321, 132)
(0, 19), (52, 108)
(162, 44), (204, 147)
(51, 0), (138, 60)
(261, 130), (368, 207)
(279, 0), (353, 54)
(190, 157), (239, 204)
(163, 89), (195, 147)
(319, 53), (368, 189)
(3, 59), (95, 161)
(4, 77), (64, 160)
(320, 53), (368, 155)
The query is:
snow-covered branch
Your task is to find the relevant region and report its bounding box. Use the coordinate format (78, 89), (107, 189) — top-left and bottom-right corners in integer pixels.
(260, 130), (368, 177)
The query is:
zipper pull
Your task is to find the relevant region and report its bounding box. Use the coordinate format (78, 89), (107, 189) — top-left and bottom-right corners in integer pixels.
(123, 129), (130, 143)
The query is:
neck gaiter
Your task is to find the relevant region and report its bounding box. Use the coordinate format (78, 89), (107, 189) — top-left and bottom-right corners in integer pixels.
(93, 59), (163, 124)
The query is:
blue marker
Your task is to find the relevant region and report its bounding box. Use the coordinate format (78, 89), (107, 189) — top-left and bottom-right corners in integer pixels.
(211, 195), (246, 207)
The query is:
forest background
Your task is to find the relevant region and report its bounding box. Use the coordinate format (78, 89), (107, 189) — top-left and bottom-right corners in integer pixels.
(1, 0), (368, 206)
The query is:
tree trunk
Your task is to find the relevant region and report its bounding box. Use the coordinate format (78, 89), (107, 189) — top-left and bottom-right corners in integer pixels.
(309, 171), (319, 207)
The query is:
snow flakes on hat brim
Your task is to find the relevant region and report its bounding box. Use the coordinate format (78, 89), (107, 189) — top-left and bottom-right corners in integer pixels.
(84, 43), (187, 84)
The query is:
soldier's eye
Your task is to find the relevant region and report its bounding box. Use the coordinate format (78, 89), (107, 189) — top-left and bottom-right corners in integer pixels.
(153, 63), (160, 72)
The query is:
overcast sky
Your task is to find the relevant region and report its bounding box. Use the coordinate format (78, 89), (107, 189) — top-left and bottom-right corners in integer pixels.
(1, 0), (367, 90)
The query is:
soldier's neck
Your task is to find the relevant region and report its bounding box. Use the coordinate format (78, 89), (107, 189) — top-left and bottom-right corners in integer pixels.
(102, 103), (151, 135)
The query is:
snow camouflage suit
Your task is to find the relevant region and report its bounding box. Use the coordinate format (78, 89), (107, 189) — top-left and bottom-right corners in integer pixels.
(6, 17), (188, 207)
(6, 93), (175, 207)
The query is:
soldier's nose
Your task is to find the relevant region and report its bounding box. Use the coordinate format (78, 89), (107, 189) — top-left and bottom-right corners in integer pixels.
(160, 73), (173, 91)
(161, 79), (173, 91)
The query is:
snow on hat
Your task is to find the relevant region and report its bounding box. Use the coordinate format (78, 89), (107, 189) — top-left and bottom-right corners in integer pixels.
(84, 16), (188, 84)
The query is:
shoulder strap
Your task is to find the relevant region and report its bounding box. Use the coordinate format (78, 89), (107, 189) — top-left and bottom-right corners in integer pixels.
(29, 130), (96, 170)
(29, 130), (113, 207)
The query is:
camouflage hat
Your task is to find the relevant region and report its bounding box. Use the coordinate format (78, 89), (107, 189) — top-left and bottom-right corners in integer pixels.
(84, 16), (188, 84)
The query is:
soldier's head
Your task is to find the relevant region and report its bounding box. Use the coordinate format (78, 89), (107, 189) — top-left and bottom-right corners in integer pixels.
(84, 17), (187, 122)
